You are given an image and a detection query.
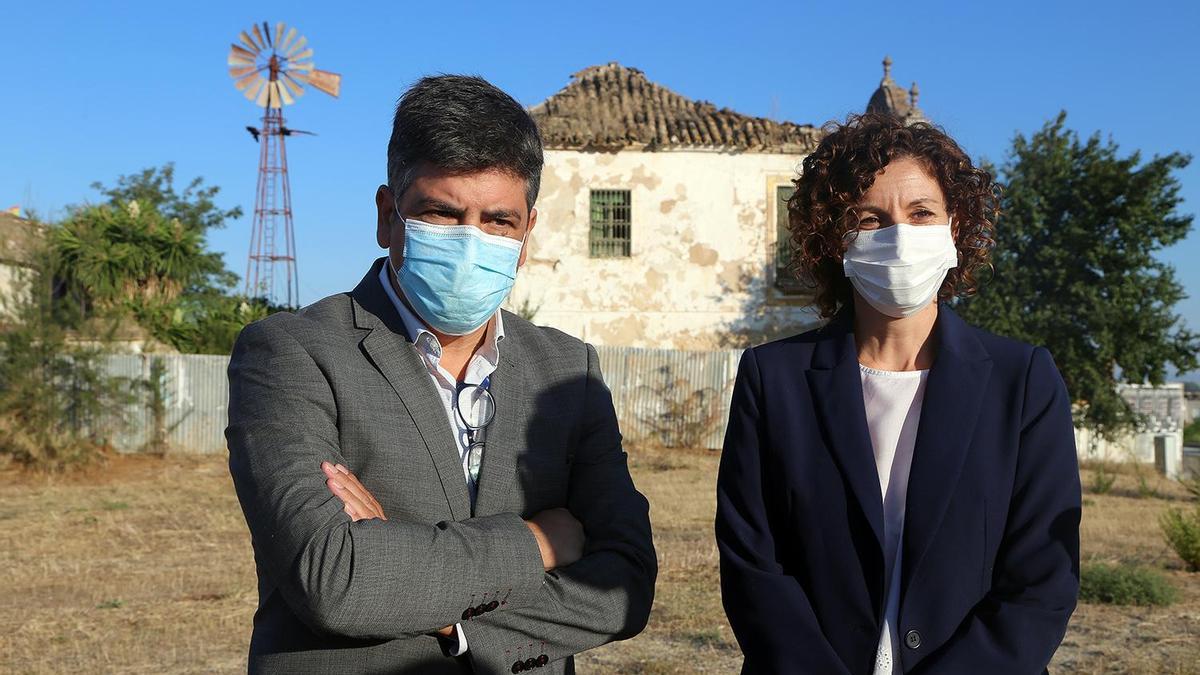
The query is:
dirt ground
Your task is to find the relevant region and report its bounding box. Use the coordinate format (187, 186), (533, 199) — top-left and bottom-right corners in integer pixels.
(1, 450), (1197, 674)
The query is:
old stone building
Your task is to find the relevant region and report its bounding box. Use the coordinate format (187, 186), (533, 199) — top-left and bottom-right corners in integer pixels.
(0, 210), (41, 324)
(513, 63), (820, 349)
(511, 59), (924, 349)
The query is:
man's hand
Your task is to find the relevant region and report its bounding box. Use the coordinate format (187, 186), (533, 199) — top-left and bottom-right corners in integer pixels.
(321, 461), (387, 521)
(524, 508), (584, 571)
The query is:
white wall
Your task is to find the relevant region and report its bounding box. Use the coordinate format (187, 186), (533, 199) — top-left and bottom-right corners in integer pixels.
(508, 148), (822, 349)
(0, 262), (31, 319)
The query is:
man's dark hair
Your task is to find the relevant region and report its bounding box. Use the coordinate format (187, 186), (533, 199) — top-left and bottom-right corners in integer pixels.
(387, 75), (544, 210)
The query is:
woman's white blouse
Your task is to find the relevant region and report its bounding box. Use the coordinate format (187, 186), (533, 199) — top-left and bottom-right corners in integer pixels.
(859, 364), (929, 675)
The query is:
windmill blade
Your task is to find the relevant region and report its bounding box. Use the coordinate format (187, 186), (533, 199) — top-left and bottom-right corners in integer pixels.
(288, 60), (315, 72)
(291, 47), (314, 61)
(285, 35), (308, 57)
(305, 69), (342, 97)
(238, 31), (261, 53)
(256, 80), (271, 107)
(276, 80), (295, 105)
(235, 71), (264, 92)
(229, 64), (258, 78)
(245, 77), (267, 102)
(228, 44), (257, 63)
(262, 21), (273, 48)
(281, 73), (306, 98)
(266, 82), (283, 109)
(274, 22), (285, 47)
(281, 26), (297, 52)
(251, 24), (267, 50)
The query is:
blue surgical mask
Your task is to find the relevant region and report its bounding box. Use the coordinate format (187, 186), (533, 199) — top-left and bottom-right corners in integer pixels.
(394, 218), (524, 336)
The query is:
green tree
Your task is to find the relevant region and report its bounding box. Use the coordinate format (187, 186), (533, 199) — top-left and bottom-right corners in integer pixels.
(958, 112), (1198, 438)
(92, 163), (242, 237)
(52, 165), (270, 354)
(53, 200), (220, 312)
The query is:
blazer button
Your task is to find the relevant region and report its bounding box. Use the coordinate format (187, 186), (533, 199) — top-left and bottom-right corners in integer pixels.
(487, 600), (500, 611)
(905, 630), (922, 649)
(524, 657), (537, 670)
(510, 660), (524, 673)
(537, 654), (549, 666)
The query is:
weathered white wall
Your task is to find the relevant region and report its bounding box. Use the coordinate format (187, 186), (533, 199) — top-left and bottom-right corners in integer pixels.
(508, 148), (822, 349)
(0, 263), (31, 319)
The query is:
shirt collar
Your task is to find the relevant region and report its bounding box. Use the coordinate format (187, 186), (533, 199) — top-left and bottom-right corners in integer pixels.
(377, 260), (505, 357)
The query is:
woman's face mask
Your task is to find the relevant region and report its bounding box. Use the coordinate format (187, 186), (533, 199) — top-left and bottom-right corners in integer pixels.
(842, 221), (958, 318)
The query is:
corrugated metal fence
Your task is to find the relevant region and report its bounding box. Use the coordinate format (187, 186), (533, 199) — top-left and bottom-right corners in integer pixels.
(101, 347), (744, 455)
(595, 346), (741, 450)
(103, 354), (232, 455)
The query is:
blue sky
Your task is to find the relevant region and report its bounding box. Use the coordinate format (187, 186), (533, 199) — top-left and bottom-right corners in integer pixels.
(3, 0), (1199, 373)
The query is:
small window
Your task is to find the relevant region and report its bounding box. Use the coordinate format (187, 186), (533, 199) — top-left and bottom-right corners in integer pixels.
(589, 189), (632, 258)
(774, 184), (805, 293)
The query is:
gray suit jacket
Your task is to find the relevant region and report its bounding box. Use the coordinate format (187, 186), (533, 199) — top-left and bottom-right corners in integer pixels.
(227, 257), (657, 674)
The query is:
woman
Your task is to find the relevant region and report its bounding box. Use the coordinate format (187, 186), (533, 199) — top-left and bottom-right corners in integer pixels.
(716, 113), (1080, 675)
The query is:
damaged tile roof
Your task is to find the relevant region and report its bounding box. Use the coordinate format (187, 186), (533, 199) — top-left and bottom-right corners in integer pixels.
(530, 63), (820, 154)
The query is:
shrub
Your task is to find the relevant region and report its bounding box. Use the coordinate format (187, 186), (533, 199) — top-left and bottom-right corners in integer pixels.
(1160, 507), (1200, 572)
(1090, 461), (1117, 494)
(0, 245), (137, 470)
(1079, 563), (1177, 606)
(1184, 419), (1200, 445)
(635, 365), (723, 450)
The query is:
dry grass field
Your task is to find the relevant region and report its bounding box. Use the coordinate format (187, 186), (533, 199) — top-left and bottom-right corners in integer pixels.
(1, 449), (1198, 674)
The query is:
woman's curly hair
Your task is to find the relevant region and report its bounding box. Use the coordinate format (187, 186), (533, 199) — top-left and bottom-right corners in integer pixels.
(788, 113), (1000, 318)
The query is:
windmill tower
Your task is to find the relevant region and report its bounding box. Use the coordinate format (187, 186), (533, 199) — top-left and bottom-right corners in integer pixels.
(227, 21), (340, 308)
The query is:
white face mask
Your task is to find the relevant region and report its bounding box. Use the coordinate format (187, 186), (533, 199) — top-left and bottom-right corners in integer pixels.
(842, 222), (958, 318)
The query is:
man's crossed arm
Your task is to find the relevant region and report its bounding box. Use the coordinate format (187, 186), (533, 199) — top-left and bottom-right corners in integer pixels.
(321, 460), (585, 642)
(228, 320), (655, 669)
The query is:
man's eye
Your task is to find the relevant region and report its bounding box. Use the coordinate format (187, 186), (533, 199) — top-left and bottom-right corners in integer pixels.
(912, 210), (935, 219)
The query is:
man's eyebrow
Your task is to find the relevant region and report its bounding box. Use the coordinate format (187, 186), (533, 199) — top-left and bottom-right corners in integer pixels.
(483, 207), (522, 221)
(413, 198), (466, 216)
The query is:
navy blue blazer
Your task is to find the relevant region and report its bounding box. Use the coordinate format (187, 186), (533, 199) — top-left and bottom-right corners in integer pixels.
(716, 305), (1080, 674)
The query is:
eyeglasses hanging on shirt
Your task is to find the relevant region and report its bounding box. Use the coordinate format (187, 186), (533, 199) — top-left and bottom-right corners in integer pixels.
(454, 376), (496, 484)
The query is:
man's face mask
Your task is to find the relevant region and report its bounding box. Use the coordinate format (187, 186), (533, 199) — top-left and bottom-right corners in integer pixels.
(392, 214), (525, 335)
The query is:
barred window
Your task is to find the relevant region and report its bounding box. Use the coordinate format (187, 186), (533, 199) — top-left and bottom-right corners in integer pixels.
(774, 184), (805, 294)
(589, 189), (632, 258)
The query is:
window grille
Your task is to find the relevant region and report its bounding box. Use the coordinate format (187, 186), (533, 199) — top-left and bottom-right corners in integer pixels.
(589, 190), (632, 258)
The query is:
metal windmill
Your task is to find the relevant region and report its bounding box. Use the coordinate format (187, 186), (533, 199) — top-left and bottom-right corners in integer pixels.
(227, 21), (341, 307)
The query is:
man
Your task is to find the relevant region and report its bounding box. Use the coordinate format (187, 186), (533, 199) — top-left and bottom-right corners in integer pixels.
(227, 75), (656, 674)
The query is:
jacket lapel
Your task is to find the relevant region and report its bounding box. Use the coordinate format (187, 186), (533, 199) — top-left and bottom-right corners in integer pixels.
(472, 312), (527, 517)
(900, 306), (992, 603)
(805, 312), (886, 556)
(351, 259), (472, 521)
